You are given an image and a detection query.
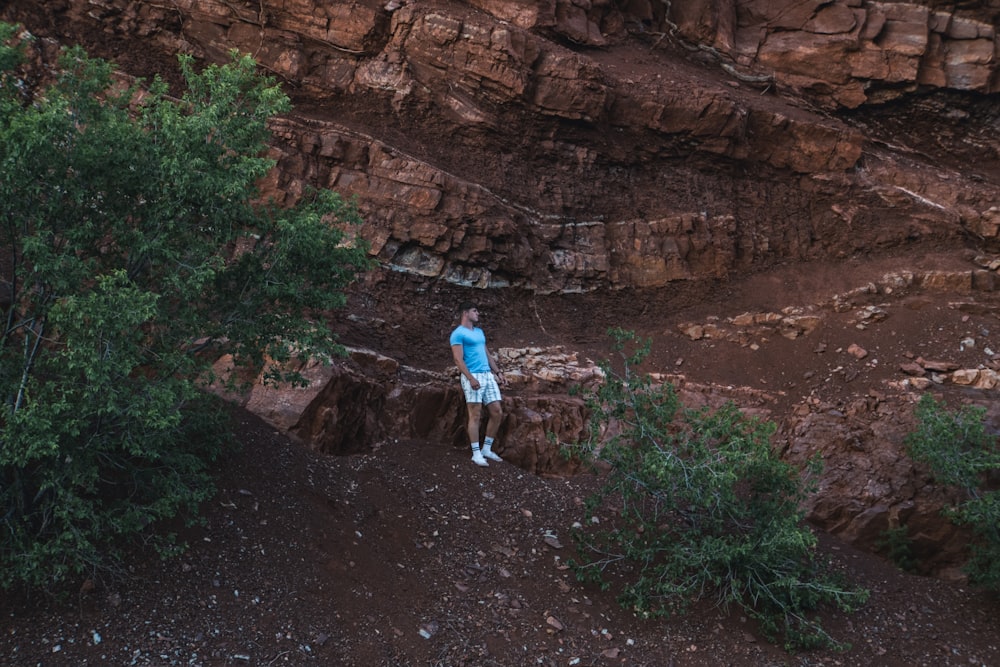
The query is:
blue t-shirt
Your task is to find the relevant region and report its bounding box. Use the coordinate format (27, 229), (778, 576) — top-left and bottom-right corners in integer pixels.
(450, 326), (490, 373)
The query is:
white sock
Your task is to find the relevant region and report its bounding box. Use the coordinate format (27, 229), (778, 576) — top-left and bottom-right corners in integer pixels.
(471, 442), (481, 453)
(483, 437), (494, 450)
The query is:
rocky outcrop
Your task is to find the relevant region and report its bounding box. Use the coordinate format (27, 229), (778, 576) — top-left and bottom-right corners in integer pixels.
(7, 0), (1000, 295)
(778, 394), (971, 577)
(231, 335), (976, 576)
(671, 0), (1000, 108)
(7, 0), (1000, 577)
(215, 346), (601, 474)
(678, 266), (1000, 345)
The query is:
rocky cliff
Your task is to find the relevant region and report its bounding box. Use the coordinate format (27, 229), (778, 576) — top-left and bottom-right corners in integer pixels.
(6, 0), (1000, 574)
(9, 0), (1000, 292)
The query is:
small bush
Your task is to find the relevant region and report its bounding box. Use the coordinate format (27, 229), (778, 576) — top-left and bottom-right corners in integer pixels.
(563, 329), (868, 650)
(906, 393), (1000, 590)
(0, 26), (369, 591)
(874, 526), (916, 572)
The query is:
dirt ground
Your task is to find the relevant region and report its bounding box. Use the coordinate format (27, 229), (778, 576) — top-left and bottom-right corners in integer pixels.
(4, 244), (1000, 667)
(338, 243), (999, 418)
(3, 2), (1000, 665)
(1, 404), (998, 667)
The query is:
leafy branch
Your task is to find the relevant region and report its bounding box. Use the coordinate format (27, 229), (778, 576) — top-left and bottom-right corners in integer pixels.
(562, 329), (868, 650)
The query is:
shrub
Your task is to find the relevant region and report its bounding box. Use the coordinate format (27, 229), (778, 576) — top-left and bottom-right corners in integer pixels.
(564, 329), (868, 650)
(874, 526), (916, 572)
(0, 25), (370, 590)
(906, 393), (1000, 590)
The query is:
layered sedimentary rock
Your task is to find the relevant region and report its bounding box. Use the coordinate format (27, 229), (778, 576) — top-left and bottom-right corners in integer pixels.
(7, 0), (1000, 295)
(217, 345), (600, 475)
(681, 0), (1000, 107)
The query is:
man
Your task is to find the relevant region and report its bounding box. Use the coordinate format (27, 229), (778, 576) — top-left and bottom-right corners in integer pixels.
(450, 302), (505, 467)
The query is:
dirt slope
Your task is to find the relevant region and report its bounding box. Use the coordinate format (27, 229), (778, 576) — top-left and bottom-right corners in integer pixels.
(3, 1), (1000, 664)
(2, 408), (998, 667)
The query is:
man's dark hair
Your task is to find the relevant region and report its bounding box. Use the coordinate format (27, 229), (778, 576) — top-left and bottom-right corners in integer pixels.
(458, 301), (477, 315)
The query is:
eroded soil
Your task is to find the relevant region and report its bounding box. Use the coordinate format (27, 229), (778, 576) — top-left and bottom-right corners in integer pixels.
(3, 2), (1000, 665)
(1, 404), (998, 667)
(5, 244), (1000, 667)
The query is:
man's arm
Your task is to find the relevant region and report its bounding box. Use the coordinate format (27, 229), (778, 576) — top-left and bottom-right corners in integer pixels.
(485, 345), (505, 384)
(452, 343), (480, 389)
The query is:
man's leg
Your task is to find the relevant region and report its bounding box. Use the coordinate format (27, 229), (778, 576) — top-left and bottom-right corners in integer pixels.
(466, 402), (483, 443)
(466, 403), (488, 466)
(481, 400), (503, 461)
(484, 400), (502, 439)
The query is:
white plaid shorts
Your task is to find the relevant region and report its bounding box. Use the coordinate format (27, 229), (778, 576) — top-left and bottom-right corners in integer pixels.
(460, 372), (501, 404)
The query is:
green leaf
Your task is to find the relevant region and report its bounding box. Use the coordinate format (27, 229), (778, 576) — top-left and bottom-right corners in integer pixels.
(560, 330), (867, 651)
(0, 27), (368, 592)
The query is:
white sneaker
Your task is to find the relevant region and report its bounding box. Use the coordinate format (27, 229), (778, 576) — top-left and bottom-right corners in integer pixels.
(481, 446), (503, 462)
(471, 452), (489, 467)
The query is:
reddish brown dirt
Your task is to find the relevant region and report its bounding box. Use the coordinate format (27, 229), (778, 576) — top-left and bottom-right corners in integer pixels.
(336, 243), (996, 419)
(4, 3), (1000, 666)
(5, 246), (1000, 667)
(1, 404), (997, 667)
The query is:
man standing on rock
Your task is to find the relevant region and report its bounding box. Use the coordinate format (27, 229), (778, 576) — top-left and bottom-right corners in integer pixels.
(450, 302), (505, 467)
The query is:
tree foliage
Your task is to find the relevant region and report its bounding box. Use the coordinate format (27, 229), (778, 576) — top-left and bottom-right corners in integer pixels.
(0, 25), (370, 590)
(564, 329), (868, 650)
(906, 393), (1000, 590)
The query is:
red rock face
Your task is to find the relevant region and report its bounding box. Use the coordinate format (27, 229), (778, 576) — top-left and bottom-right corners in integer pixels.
(8, 0), (1000, 294)
(7, 0), (1000, 574)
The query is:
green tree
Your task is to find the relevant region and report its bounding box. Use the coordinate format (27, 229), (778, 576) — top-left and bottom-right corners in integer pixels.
(906, 393), (1000, 590)
(0, 25), (370, 590)
(564, 329), (868, 650)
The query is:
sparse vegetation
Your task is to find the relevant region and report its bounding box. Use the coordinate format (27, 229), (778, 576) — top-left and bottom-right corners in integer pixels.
(3, 0), (1000, 663)
(564, 329), (869, 650)
(906, 393), (1000, 591)
(0, 25), (370, 591)
(875, 525), (917, 572)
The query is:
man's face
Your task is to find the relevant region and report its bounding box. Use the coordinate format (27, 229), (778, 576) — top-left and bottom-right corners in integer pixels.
(465, 307), (479, 324)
